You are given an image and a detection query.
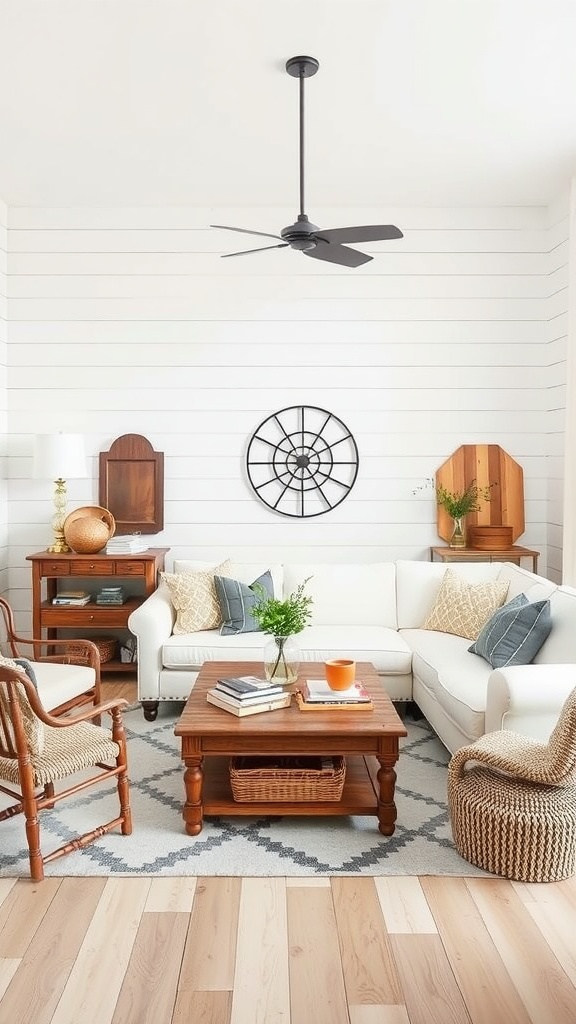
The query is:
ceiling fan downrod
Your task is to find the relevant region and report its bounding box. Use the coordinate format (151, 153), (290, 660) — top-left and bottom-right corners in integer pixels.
(284, 56), (319, 248)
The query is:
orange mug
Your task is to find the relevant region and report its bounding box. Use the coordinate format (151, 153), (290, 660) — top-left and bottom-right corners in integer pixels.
(324, 659), (356, 691)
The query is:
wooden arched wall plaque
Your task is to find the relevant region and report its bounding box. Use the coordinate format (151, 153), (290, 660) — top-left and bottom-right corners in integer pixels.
(435, 444), (525, 543)
(99, 434), (164, 534)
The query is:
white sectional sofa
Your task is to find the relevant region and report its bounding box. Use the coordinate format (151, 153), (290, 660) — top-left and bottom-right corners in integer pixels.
(128, 558), (576, 752)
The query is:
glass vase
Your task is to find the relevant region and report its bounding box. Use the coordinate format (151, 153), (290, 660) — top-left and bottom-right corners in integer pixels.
(263, 635), (300, 685)
(449, 516), (466, 548)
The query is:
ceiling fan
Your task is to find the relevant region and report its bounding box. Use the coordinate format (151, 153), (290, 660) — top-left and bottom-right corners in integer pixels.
(211, 56), (403, 268)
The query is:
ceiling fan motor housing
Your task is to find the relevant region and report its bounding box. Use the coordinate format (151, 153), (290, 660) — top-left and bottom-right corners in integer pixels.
(281, 214), (319, 250)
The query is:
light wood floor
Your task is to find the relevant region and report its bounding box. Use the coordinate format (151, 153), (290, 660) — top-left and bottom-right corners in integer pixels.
(1, 680), (576, 1024)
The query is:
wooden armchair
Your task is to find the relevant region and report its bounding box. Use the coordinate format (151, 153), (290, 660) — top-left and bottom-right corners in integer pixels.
(0, 597), (101, 716)
(0, 664), (132, 882)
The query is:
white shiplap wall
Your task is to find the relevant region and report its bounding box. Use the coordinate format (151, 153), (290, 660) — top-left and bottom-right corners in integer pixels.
(544, 190), (570, 584)
(6, 204), (551, 630)
(0, 197), (8, 597)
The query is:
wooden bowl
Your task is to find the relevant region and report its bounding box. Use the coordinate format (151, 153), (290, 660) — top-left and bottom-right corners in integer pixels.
(468, 525), (513, 550)
(64, 516), (111, 554)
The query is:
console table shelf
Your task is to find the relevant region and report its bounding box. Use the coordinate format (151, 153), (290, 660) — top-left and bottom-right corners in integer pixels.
(27, 547), (169, 674)
(430, 545), (539, 574)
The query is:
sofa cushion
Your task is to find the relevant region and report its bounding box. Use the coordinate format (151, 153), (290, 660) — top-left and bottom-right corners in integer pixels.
(533, 586), (576, 664)
(174, 560), (284, 599)
(423, 569), (509, 641)
(161, 559), (232, 633)
(395, 559), (503, 629)
(215, 571), (274, 635)
(468, 593), (552, 668)
(161, 624), (413, 677)
(282, 563), (397, 627)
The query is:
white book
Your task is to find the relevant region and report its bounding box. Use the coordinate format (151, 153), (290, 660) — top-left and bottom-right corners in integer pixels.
(206, 690), (291, 717)
(303, 679), (371, 702)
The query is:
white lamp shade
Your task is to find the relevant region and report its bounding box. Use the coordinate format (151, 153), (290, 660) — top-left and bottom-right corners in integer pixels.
(33, 433), (88, 480)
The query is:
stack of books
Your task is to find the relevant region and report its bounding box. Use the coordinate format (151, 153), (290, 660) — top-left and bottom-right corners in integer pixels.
(96, 585), (127, 605)
(206, 675), (292, 717)
(296, 678), (374, 712)
(52, 590), (91, 606)
(106, 535), (149, 554)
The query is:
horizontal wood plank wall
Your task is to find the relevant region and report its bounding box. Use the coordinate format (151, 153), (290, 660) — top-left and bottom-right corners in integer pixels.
(545, 191), (570, 584)
(0, 199), (8, 604)
(5, 204), (551, 630)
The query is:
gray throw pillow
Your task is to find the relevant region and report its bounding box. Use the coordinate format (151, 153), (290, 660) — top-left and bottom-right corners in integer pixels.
(215, 571), (274, 635)
(468, 593), (552, 668)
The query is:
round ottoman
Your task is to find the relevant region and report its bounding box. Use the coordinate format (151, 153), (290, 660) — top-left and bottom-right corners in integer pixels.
(448, 765), (576, 882)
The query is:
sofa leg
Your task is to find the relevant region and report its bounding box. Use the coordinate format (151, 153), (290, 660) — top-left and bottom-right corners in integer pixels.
(142, 700), (159, 722)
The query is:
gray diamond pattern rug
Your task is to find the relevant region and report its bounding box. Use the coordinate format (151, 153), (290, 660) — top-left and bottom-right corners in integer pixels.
(0, 704), (486, 878)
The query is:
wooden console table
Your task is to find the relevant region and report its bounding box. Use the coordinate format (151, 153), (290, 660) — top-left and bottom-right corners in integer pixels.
(430, 545), (539, 574)
(27, 547), (169, 674)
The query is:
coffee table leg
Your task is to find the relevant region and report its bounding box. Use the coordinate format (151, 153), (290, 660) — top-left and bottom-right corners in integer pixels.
(183, 755), (204, 835)
(376, 758), (398, 836)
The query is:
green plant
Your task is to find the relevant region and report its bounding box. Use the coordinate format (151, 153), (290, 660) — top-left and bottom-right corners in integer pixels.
(436, 479), (493, 518)
(252, 577), (313, 636)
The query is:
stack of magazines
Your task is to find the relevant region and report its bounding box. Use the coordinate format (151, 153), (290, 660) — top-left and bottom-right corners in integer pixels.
(206, 675), (291, 717)
(106, 535), (150, 554)
(296, 678), (374, 711)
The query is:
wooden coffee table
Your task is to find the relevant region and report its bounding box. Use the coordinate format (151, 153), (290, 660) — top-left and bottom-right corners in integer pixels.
(174, 660), (407, 837)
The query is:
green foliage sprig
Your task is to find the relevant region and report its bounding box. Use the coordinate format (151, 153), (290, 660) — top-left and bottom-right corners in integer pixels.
(251, 577), (313, 636)
(436, 480), (493, 518)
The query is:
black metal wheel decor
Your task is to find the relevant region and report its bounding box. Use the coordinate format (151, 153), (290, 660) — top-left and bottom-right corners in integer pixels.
(246, 405), (359, 518)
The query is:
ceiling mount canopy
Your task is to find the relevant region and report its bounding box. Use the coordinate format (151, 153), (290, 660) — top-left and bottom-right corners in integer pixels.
(211, 55), (403, 268)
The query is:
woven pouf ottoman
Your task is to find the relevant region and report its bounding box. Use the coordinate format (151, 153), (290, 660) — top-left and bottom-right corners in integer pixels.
(448, 765), (576, 882)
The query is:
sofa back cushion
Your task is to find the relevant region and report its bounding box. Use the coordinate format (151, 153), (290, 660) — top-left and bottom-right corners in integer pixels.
(494, 562), (557, 601)
(174, 560), (284, 601)
(533, 586), (576, 664)
(282, 562), (397, 627)
(395, 560), (502, 629)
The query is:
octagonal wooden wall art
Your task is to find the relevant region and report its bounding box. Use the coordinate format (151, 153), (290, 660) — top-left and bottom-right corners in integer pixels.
(435, 444), (525, 543)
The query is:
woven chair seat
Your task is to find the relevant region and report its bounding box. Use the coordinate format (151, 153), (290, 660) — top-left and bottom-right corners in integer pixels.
(449, 764), (576, 882)
(0, 721), (119, 786)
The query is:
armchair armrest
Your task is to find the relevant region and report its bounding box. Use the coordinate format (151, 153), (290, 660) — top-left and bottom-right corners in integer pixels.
(486, 663), (576, 740)
(128, 583), (175, 700)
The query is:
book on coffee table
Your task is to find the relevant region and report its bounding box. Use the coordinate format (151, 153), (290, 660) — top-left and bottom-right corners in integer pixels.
(216, 675), (282, 699)
(207, 689), (292, 717)
(301, 679), (372, 703)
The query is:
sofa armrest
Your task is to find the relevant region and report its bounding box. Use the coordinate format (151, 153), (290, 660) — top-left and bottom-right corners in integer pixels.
(128, 584), (175, 700)
(486, 664), (576, 740)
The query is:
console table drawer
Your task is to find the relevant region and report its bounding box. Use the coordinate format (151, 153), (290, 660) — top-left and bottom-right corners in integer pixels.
(70, 559), (115, 576)
(114, 560), (147, 576)
(38, 560), (70, 577)
(41, 601), (140, 628)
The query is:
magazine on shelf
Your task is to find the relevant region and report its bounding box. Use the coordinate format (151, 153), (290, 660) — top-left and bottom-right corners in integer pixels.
(301, 679), (372, 703)
(52, 595), (91, 606)
(206, 690), (291, 717)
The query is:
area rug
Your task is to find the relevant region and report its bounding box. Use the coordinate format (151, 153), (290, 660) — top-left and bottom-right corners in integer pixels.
(0, 705), (486, 878)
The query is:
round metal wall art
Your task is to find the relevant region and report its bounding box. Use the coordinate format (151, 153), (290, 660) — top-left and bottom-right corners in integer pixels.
(246, 405), (359, 518)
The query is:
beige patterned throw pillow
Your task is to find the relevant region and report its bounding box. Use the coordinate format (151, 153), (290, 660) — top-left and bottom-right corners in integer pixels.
(423, 569), (510, 641)
(161, 560), (232, 634)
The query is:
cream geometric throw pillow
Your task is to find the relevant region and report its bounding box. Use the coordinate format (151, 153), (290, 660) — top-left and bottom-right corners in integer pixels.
(423, 569), (510, 641)
(161, 560), (232, 634)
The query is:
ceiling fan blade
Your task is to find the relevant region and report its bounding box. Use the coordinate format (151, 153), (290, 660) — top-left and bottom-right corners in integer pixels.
(305, 242), (373, 268)
(222, 243), (289, 258)
(211, 224), (283, 241)
(317, 225), (404, 245)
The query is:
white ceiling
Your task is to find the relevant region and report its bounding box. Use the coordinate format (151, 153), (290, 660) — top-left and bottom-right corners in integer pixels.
(1, 0), (576, 210)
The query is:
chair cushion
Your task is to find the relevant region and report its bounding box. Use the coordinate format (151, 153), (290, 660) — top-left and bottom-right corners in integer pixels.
(423, 569), (510, 641)
(0, 720), (119, 786)
(161, 559), (232, 633)
(468, 594), (552, 668)
(215, 571), (274, 635)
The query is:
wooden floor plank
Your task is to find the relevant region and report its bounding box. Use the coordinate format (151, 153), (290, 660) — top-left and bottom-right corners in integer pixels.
(0, 879), (17, 910)
(0, 877), (107, 1024)
(349, 1007), (410, 1023)
(375, 877), (437, 934)
(287, 883), (349, 1024)
(0, 960), (20, 1001)
(285, 877), (331, 887)
(172, 989), (232, 1024)
(144, 876), (197, 913)
(0, 878), (61, 957)
(112, 912), (189, 1024)
(50, 877), (150, 1024)
(230, 878), (290, 1024)
(422, 877), (531, 1024)
(390, 934), (472, 1024)
(466, 877), (576, 1023)
(331, 877), (403, 1004)
(178, 877), (241, 991)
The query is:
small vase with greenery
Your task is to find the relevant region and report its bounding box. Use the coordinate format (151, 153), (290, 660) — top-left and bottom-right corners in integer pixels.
(252, 578), (313, 683)
(436, 480), (493, 547)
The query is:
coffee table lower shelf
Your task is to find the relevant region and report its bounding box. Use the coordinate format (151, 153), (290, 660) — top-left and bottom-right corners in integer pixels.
(201, 755), (379, 818)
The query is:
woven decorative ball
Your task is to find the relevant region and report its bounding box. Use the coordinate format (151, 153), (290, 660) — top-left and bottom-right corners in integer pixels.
(64, 516), (111, 554)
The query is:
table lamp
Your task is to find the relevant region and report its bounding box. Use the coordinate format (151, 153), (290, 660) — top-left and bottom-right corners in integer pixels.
(33, 433), (88, 552)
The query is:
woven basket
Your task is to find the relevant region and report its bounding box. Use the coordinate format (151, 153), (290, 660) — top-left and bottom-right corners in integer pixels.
(66, 636), (118, 664)
(229, 755), (346, 802)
